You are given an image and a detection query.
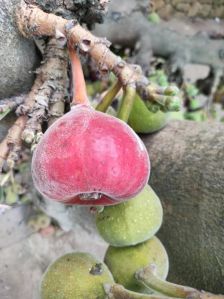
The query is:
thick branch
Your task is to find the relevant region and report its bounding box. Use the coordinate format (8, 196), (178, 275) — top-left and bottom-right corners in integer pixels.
(142, 120), (224, 293)
(24, 0), (109, 25)
(16, 1), (180, 112)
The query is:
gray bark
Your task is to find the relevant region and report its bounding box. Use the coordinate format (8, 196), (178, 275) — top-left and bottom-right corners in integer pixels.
(0, 0), (39, 99)
(142, 120), (224, 293)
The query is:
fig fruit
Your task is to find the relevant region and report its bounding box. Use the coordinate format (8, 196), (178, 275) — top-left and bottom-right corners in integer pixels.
(32, 104), (150, 205)
(96, 185), (163, 246)
(128, 95), (169, 134)
(104, 236), (169, 293)
(41, 252), (114, 299)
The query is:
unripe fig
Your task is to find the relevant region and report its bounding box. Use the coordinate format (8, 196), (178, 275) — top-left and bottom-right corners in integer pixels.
(32, 105), (150, 205)
(104, 236), (169, 293)
(96, 185), (163, 246)
(128, 95), (169, 134)
(41, 252), (114, 299)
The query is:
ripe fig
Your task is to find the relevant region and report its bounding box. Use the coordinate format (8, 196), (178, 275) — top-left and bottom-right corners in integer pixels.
(41, 252), (114, 299)
(128, 95), (169, 134)
(32, 105), (150, 205)
(96, 185), (163, 246)
(104, 236), (169, 293)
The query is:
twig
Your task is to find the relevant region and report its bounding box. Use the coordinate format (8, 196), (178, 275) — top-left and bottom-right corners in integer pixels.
(16, 1), (181, 112)
(0, 38), (69, 171)
(21, 38), (69, 144)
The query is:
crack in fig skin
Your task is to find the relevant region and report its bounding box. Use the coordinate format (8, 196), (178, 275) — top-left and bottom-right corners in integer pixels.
(32, 105), (150, 205)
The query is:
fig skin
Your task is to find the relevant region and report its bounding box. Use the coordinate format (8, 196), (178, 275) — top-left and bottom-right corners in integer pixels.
(41, 252), (114, 299)
(96, 185), (163, 246)
(32, 105), (150, 205)
(128, 96), (169, 134)
(104, 236), (169, 293)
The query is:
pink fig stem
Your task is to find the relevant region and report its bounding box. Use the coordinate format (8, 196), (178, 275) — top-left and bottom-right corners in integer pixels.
(68, 46), (89, 106)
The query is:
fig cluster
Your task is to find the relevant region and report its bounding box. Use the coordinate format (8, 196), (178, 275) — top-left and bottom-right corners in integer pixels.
(40, 182), (168, 298)
(32, 55), (170, 298)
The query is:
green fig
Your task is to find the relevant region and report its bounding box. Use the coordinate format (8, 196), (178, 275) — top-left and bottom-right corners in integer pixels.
(96, 185), (163, 247)
(104, 236), (169, 293)
(41, 252), (114, 299)
(128, 95), (169, 134)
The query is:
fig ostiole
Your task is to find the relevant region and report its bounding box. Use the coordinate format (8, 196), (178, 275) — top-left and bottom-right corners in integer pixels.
(128, 95), (169, 134)
(40, 252), (114, 299)
(104, 236), (169, 294)
(32, 49), (150, 206)
(96, 185), (163, 246)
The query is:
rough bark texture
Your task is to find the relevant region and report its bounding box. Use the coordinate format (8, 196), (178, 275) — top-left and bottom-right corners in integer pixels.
(93, 0), (224, 72)
(0, 0), (39, 99)
(25, 0), (110, 25)
(0, 0), (109, 100)
(142, 120), (224, 293)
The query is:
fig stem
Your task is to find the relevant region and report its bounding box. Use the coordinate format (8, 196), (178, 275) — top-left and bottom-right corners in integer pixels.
(68, 46), (89, 106)
(117, 85), (136, 122)
(104, 283), (182, 299)
(96, 80), (122, 112)
(135, 264), (224, 299)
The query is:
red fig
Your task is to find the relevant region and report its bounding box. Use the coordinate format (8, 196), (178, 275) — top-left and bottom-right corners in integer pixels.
(32, 104), (150, 205)
(31, 48), (150, 205)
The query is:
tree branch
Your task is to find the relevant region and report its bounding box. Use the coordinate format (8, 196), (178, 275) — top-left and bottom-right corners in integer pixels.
(0, 37), (68, 172)
(16, 1), (181, 112)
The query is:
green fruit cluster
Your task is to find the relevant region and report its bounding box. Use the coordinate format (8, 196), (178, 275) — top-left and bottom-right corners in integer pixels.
(95, 184), (169, 293)
(40, 185), (169, 298)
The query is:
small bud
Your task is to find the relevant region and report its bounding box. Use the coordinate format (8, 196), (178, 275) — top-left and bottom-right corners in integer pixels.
(22, 130), (35, 144)
(79, 39), (91, 52)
